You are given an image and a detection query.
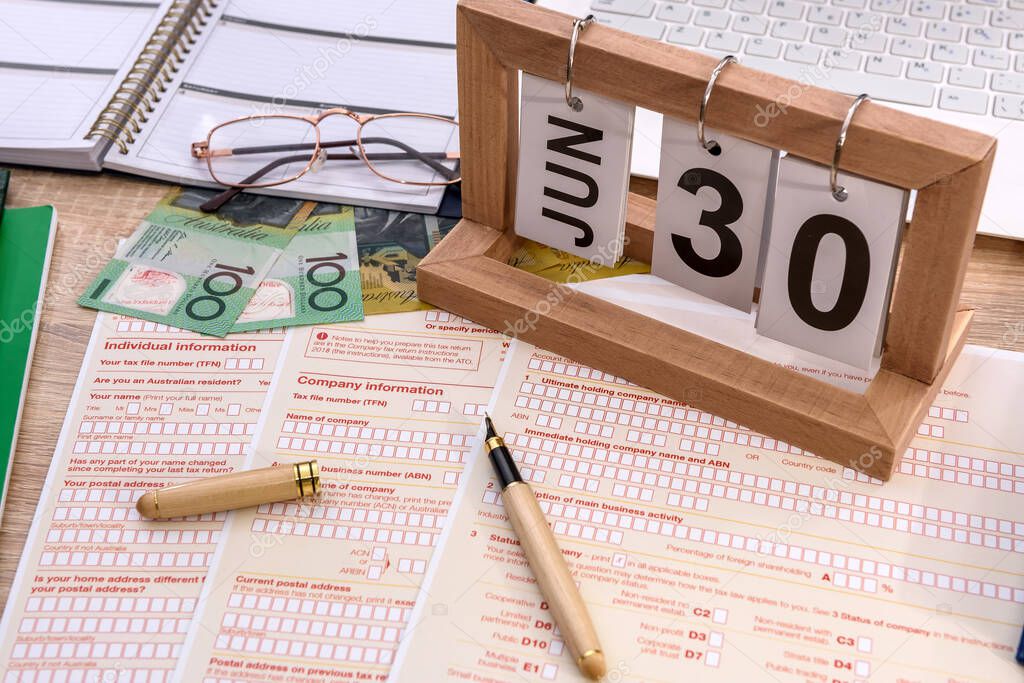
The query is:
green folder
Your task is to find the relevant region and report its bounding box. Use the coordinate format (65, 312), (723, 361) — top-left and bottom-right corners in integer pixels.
(0, 205), (57, 523)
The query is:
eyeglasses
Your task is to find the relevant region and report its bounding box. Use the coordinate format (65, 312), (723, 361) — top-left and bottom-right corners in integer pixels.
(190, 108), (461, 212)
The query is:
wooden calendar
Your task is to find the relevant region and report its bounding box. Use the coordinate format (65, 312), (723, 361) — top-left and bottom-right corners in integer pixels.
(417, 0), (996, 480)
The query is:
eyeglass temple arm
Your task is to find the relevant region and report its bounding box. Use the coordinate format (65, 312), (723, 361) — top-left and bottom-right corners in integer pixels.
(223, 137), (457, 179)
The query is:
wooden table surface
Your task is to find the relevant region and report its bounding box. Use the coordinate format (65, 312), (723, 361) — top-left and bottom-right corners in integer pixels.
(1, 167), (1022, 607)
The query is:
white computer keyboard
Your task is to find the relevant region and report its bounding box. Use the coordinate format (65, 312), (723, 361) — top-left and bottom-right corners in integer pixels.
(590, 0), (1024, 120)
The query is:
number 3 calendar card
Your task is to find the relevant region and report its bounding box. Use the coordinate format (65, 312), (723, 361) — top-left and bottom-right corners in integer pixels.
(174, 311), (508, 681)
(389, 338), (1024, 682)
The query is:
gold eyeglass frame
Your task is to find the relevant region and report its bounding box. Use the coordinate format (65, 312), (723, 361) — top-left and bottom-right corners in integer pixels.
(191, 107), (462, 189)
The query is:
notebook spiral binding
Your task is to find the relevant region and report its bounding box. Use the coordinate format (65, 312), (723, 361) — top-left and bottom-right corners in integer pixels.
(85, 0), (217, 154)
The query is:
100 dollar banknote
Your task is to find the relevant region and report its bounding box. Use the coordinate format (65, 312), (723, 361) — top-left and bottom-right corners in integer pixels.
(232, 205), (362, 332)
(79, 188), (303, 336)
(79, 188), (367, 336)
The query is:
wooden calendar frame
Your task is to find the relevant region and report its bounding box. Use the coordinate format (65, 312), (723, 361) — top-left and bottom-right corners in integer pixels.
(418, 0), (996, 480)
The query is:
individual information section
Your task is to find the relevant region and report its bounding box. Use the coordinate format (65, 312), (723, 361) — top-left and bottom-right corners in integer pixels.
(390, 342), (1024, 682)
(175, 310), (508, 681)
(0, 313), (284, 683)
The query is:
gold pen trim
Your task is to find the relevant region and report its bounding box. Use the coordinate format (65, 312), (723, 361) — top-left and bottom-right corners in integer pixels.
(485, 436), (504, 452)
(293, 460), (321, 498)
(577, 649), (602, 666)
(502, 480), (527, 492)
(152, 491), (159, 516)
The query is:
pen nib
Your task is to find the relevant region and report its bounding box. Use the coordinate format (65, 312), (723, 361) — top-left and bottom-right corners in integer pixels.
(484, 413), (497, 439)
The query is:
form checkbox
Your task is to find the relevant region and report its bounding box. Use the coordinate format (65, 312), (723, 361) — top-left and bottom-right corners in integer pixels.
(857, 636), (872, 653)
(712, 608), (728, 624)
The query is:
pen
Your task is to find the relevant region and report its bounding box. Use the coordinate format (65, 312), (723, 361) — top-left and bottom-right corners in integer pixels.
(135, 461), (320, 519)
(1017, 625), (1023, 665)
(484, 414), (606, 680)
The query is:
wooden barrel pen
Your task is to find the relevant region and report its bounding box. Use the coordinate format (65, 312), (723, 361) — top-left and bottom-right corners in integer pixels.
(135, 461), (320, 519)
(484, 415), (606, 680)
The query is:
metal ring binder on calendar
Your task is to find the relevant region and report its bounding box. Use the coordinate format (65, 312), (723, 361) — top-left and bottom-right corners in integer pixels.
(417, 0), (996, 481)
(85, 0), (217, 154)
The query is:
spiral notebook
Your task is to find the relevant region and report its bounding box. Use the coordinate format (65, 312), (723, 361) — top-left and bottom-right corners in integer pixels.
(0, 0), (458, 212)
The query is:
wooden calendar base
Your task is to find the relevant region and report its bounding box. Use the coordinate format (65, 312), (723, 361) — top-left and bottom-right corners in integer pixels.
(418, 205), (972, 481)
(437, 0), (993, 481)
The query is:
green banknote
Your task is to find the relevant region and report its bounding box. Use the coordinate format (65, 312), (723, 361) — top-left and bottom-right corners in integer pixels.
(79, 187), (304, 336)
(231, 205), (363, 332)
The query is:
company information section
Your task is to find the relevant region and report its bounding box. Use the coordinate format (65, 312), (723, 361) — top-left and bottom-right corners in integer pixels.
(175, 311), (508, 681)
(391, 342), (1024, 682)
(0, 313), (284, 683)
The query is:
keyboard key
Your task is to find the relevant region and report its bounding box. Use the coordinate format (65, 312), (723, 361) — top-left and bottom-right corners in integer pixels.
(731, 0), (767, 13)
(768, 0), (803, 19)
(1018, 55), (1024, 73)
(891, 37), (928, 58)
(694, 8), (731, 28)
(992, 10), (1024, 31)
(693, 0), (728, 7)
(948, 66), (987, 89)
(590, 0), (655, 16)
(847, 11), (881, 29)
(865, 54), (904, 76)
(591, 12), (666, 38)
(932, 43), (968, 64)
(824, 48), (862, 70)
(833, 0), (866, 8)
(907, 60), (944, 82)
(745, 36), (782, 57)
(909, 1), (944, 20)
(939, 88), (990, 114)
(851, 29), (888, 53)
(887, 16), (922, 36)
(807, 6), (842, 25)
(833, 70), (934, 106)
(657, 3), (694, 23)
(994, 94), (1024, 120)
(966, 27), (1004, 48)
(992, 72), (1024, 95)
(784, 43), (822, 64)
(705, 30), (743, 51)
(772, 19), (807, 40)
(810, 25), (846, 46)
(666, 25), (705, 46)
(1011, 32), (1024, 50)
(949, 5), (986, 25)
(870, 0), (905, 14)
(733, 14), (769, 34)
(974, 48), (1011, 70)
(926, 21), (963, 42)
